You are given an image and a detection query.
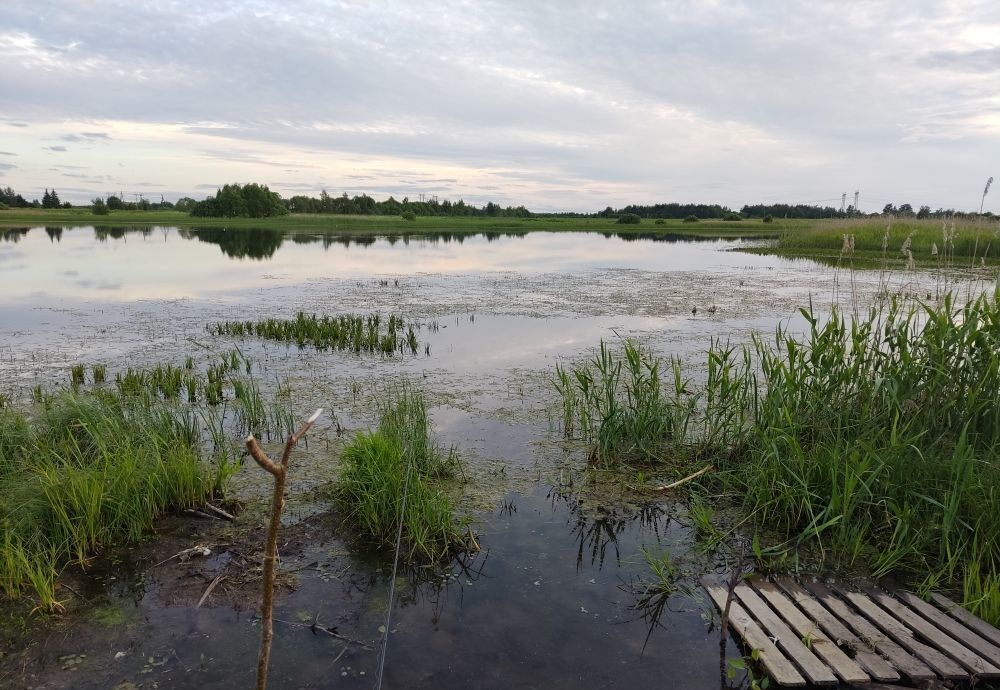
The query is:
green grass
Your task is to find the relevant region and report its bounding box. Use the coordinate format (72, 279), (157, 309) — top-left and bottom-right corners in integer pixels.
(767, 217), (1000, 267)
(0, 390), (219, 612)
(210, 312), (423, 357)
(333, 385), (468, 561)
(557, 292), (1000, 619)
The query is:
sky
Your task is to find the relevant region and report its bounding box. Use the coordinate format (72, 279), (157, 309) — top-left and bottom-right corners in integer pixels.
(1, 1), (998, 212)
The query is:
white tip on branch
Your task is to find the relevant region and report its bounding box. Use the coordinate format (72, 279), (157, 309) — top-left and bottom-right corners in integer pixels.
(307, 408), (323, 424)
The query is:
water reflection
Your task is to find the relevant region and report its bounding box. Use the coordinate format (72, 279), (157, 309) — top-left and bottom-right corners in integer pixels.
(2, 224), (763, 261)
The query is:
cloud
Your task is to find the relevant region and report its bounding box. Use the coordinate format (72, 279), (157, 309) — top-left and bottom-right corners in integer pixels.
(0, 162), (16, 171)
(0, 151), (16, 156)
(46, 145), (67, 152)
(0, 1), (998, 210)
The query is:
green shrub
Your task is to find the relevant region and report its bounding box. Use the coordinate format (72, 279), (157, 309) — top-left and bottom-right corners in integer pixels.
(617, 213), (641, 225)
(92, 198), (109, 215)
(762, 214), (774, 223)
(683, 215), (699, 223)
(654, 219), (666, 225)
(723, 212), (742, 221)
(401, 211), (416, 221)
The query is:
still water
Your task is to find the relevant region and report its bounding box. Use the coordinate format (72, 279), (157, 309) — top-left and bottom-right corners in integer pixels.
(0, 225), (951, 688)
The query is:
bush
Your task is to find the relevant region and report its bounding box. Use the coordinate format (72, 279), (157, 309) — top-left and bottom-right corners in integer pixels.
(654, 219), (666, 225)
(0, 202), (8, 211)
(683, 215), (699, 223)
(763, 214), (774, 223)
(401, 211), (416, 221)
(92, 198), (109, 215)
(617, 213), (641, 225)
(723, 212), (742, 221)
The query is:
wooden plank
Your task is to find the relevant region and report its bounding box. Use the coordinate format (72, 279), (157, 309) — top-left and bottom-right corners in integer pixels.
(834, 585), (966, 680)
(803, 580), (936, 682)
(775, 577), (900, 682)
(702, 577), (806, 687)
(865, 588), (1000, 676)
(751, 579), (869, 684)
(897, 590), (1000, 667)
(733, 583), (839, 685)
(931, 593), (1000, 648)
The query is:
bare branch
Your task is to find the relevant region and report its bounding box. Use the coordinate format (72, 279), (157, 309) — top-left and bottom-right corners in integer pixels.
(246, 436), (281, 476)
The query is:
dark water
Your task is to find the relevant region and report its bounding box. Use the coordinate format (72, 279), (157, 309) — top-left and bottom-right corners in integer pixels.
(1, 225), (947, 688)
(16, 486), (737, 690)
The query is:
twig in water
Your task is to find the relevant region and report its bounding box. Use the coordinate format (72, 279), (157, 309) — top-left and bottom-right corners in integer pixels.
(197, 574), (227, 609)
(247, 408), (322, 690)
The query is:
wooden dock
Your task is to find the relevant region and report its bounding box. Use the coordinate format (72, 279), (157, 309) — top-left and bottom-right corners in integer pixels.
(703, 575), (1000, 687)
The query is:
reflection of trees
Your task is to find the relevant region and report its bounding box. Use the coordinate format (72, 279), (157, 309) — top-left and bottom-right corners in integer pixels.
(1, 228), (29, 242)
(189, 227), (286, 260)
(94, 226), (153, 241)
(45, 226), (63, 242)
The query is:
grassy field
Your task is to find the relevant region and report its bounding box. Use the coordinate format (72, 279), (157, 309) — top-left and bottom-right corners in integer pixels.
(764, 217), (1000, 267)
(0, 207), (796, 238)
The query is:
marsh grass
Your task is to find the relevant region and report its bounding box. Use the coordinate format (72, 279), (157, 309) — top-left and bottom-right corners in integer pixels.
(778, 218), (1000, 267)
(0, 390), (219, 611)
(554, 340), (696, 465)
(334, 386), (468, 561)
(210, 312), (423, 357)
(557, 292), (1000, 613)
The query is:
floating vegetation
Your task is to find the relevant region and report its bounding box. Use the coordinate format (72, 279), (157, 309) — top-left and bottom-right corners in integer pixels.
(209, 312), (424, 356)
(334, 385), (470, 561)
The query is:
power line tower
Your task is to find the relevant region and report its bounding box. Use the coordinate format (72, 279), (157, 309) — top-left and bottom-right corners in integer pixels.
(853, 190), (859, 211)
(840, 193), (847, 213)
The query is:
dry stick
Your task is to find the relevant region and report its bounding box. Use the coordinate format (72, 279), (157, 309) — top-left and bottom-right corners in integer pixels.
(655, 464), (713, 491)
(197, 574), (227, 609)
(246, 408), (322, 690)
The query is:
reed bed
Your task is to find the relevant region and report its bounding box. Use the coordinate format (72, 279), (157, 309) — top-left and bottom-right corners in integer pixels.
(333, 385), (469, 561)
(557, 291), (1000, 615)
(0, 391), (218, 612)
(209, 312), (423, 356)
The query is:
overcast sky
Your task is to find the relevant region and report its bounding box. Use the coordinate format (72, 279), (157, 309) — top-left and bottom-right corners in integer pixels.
(1, 1), (998, 211)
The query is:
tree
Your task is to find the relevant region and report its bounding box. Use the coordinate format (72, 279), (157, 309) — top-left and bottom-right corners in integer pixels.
(92, 198), (109, 215)
(107, 195), (124, 210)
(882, 203), (895, 215)
(917, 205), (931, 219)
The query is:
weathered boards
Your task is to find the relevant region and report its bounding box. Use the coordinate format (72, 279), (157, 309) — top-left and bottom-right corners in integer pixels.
(703, 575), (1000, 687)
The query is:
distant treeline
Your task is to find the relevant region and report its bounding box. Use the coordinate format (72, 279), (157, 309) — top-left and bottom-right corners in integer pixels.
(187, 184), (533, 219)
(2, 182), (996, 220)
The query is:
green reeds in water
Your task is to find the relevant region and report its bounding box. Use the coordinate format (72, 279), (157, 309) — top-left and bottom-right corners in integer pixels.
(208, 311), (425, 357)
(557, 291), (1000, 617)
(0, 390), (220, 610)
(70, 364), (86, 387)
(92, 364), (106, 384)
(554, 339), (694, 465)
(334, 386), (468, 561)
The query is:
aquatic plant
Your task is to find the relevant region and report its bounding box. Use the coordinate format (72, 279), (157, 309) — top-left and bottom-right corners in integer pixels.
(209, 312), (424, 357)
(559, 291), (1000, 610)
(0, 390), (224, 608)
(70, 364), (86, 386)
(334, 386), (469, 561)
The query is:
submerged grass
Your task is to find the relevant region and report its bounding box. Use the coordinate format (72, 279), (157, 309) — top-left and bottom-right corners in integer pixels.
(0, 390), (220, 612)
(209, 312), (423, 357)
(558, 291), (1000, 617)
(334, 385), (469, 561)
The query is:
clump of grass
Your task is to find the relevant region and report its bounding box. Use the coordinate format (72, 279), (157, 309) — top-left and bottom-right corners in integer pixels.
(70, 364), (86, 386)
(554, 340), (695, 465)
(92, 364), (106, 384)
(558, 291), (1000, 597)
(334, 386), (468, 561)
(209, 312), (424, 357)
(0, 390), (220, 609)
